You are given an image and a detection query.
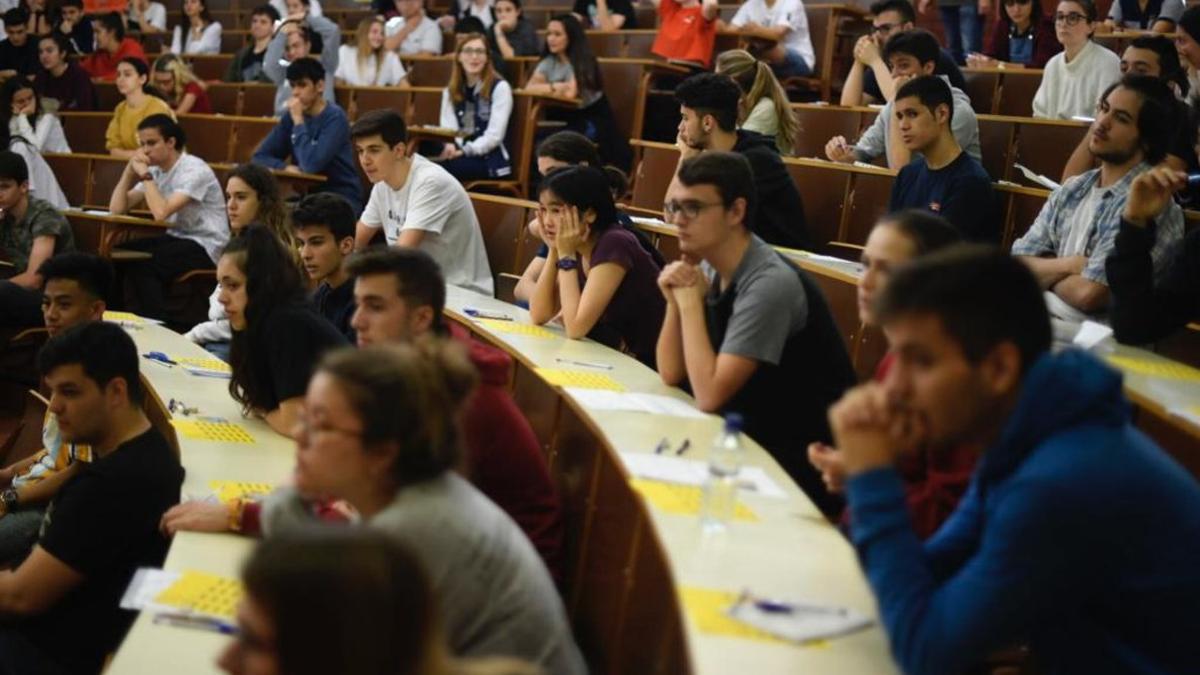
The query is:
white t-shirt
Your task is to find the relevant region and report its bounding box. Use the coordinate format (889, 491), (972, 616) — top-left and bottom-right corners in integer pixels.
(135, 2), (168, 31)
(360, 154), (494, 295)
(730, 0), (815, 69)
(170, 21), (223, 54)
(335, 45), (407, 86)
(397, 15), (444, 55)
(133, 153), (230, 262)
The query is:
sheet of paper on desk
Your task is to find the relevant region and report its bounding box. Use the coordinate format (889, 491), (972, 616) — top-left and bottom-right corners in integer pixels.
(1015, 163), (1061, 190)
(620, 452), (787, 499)
(564, 388), (708, 419)
(103, 310), (165, 325)
(1072, 320), (1113, 350)
(726, 595), (872, 644)
(174, 356), (233, 378)
(121, 568), (181, 612)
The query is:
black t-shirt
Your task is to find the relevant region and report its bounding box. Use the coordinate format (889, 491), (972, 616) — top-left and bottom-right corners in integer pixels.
(312, 280), (356, 344)
(572, 0), (638, 28)
(864, 49), (966, 102)
(249, 303), (349, 411)
(21, 427), (183, 674)
(889, 151), (999, 243)
(732, 130), (812, 250)
(0, 39), (38, 77)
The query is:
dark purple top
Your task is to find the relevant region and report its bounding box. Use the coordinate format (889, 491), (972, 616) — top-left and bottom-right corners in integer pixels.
(33, 62), (98, 112)
(577, 227), (664, 368)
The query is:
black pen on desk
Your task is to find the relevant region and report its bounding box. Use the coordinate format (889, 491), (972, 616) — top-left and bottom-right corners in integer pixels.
(653, 438), (669, 454)
(674, 439), (691, 456)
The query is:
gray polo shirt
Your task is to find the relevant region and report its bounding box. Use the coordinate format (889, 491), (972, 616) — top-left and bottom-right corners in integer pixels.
(853, 77), (982, 169)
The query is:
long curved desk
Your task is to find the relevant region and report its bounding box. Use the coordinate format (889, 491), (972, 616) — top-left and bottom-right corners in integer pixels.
(105, 288), (899, 674)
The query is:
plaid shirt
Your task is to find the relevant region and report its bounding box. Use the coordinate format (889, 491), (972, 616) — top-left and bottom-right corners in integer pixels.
(1012, 163), (1183, 285)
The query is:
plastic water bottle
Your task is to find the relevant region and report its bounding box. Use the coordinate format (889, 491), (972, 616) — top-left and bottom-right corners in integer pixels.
(701, 413), (744, 533)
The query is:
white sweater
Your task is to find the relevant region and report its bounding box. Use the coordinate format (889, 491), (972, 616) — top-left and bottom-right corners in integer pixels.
(9, 114), (70, 153)
(1032, 40), (1121, 120)
(183, 285), (232, 344)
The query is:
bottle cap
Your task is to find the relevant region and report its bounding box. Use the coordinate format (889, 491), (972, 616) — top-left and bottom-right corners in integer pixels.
(723, 413), (743, 433)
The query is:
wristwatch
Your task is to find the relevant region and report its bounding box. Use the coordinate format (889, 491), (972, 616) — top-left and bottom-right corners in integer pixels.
(2, 488), (19, 512)
(556, 256), (579, 271)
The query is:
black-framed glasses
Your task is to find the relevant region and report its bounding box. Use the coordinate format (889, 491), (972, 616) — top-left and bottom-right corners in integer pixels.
(663, 199), (724, 220)
(1054, 12), (1087, 25)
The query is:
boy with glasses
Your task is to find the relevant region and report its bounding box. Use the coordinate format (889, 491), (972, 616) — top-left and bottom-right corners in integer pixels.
(1032, 0), (1120, 119)
(840, 0), (965, 106)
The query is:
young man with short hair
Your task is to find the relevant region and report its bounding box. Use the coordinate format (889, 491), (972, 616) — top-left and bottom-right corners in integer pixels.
(832, 245), (1200, 674)
(0, 8), (38, 81)
(887, 75), (998, 242)
(109, 114), (229, 321)
(225, 4), (279, 83)
(727, 0), (816, 79)
(351, 109), (494, 297)
(826, 29), (980, 170)
(79, 12), (146, 80)
(655, 152), (856, 515)
(0, 151), (75, 328)
(385, 0), (443, 55)
(346, 246), (564, 579)
(262, 11), (340, 113)
(53, 0), (93, 55)
(840, 0), (965, 106)
(252, 57), (362, 213)
(675, 72), (811, 250)
(1013, 75), (1183, 323)
(0, 321), (183, 674)
(292, 192), (357, 341)
(0, 253), (111, 565)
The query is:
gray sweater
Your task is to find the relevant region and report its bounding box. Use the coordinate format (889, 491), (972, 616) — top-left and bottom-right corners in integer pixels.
(853, 77), (982, 169)
(262, 473), (587, 675)
(263, 14), (341, 115)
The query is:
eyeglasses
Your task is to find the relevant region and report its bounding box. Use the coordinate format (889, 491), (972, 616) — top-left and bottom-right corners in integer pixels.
(1054, 12), (1087, 25)
(870, 21), (898, 34)
(296, 412), (364, 441)
(662, 199), (724, 220)
(460, 47), (488, 56)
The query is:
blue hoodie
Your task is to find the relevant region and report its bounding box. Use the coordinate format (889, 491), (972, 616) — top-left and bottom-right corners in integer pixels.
(846, 349), (1200, 674)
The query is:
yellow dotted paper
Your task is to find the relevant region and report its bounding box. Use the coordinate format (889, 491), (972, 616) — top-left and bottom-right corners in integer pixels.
(103, 311), (144, 324)
(477, 319), (556, 338)
(175, 357), (232, 373)
(171, 419), (255, 444)
(208, 480), (274, 504)
(680, 587), (792, 644)
(534, 368), (626, 391)
(1107, 355), (1200, 383)
(631, 479), (757, 521)
(154, 570), (243, 621)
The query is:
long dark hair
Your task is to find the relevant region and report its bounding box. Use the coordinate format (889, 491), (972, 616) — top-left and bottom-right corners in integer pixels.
(242, 528), (445, 675)
(226, 225), (306, 415)
(539, 165), (619, 237)
(543, 13), (599, 94)
(180, 0), (213, 29)
(999, 0), (1046, 27)
(0, 78), (41, 129)
(118, 56), (166, 99)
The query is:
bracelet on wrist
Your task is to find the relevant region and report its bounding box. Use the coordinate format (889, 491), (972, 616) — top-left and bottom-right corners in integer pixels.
(228, 498), (245, 532)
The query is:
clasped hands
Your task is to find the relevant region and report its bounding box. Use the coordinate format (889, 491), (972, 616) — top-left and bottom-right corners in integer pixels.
(808, 383), (929, 492)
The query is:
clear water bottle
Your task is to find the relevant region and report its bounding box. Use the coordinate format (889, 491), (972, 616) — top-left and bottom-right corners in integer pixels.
(700, 413), (744, 533)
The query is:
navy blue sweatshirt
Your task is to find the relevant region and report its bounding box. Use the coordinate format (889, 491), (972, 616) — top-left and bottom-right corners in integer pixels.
(251, 103), (362, 213)
(847, 349), (1200, 674)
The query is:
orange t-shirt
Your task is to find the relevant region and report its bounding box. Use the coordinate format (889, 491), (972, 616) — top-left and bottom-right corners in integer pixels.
(80, 38), (147, 81)
(651, 0), (717, 67)
(83, 0), (127, 13)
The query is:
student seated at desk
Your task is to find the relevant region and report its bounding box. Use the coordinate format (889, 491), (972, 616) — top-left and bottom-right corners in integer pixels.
(263, 13), (341, 115)
(808, 211), (972, 539)
(825, 29), (980, 170)
(831, 245), (1200, 674)
(33, 33), (97, 112)
(0, 151), (74, 329)
(529, 166), (665, 367)
(1031, 0), (1121, 119)
(492, 0), (540, 59)
(0, 322), (183, 675)
(514, 131), (664, 305)
(382, 0), (444, 55)
(335, 17), (408, 87)
(434, 32), (513, 182)
(79, 12), (148, 81)
(887, 76), (998, 243)
(185, 163), (297, 360)
(220, 225), (348, 437)
(105, 57), (175, 159)
(1107, 167), (1200, 345)
(225, 4), (279, 84)
(526, 14), (630, 169)
(572, 0), (636, 29)
(0, 253), (109, 565)
(968, 0), (1059, 68)
(1104, 0), (1182, 32)
(0, 8), (40, 81)
(168, 0), (223, 54)
(109, 113), (229, 322)
(152, 53), (212, 114)
(293, 192), (357, 341)
(676, 72), (811, 250)
(649, 0), (718, 68)
(1013, 75), (1183, 325)
(53, 0), (92, 55)
(715, 49), (800, 156)
(656, 152), (856, 516)
(2, 78), (69, 153)
(253, 58), (363, 213)
(840, 0), (966, 106)
(352, 109), (494, 297)
(726, 0), (815, 80)
(218, 529), (542, 675)
(128, 0), (168, 33)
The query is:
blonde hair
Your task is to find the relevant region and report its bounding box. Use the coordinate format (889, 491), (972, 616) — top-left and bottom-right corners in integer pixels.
(448, 33), (499, 105)
(152, 53), (205, 106)
(715, 49), (800, 156)
(354, 17), (387, 86)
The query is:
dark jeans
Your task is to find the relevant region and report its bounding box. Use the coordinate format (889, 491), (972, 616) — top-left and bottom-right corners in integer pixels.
(0, 281), (43, 329)
(440, 155), (496, 182)
(0, 629), (72, 675)
(941, 4), (984, 64)
(545, 94), (632, 171)
(118, 236), (213, 321)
